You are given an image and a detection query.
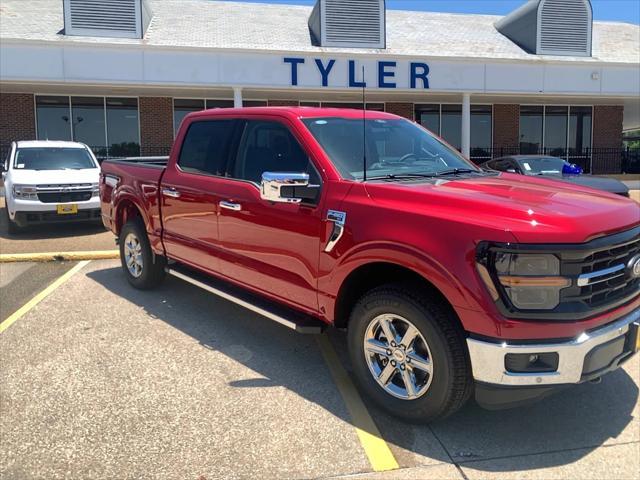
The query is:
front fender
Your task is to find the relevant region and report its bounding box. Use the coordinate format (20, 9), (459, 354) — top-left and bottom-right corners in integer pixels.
(317, 240), (480, 325)
(339, 241), (471, 307)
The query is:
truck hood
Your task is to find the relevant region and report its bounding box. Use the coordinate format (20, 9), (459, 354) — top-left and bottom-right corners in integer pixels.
(365, 173), (639, 243)
(9, 168), (100, 186)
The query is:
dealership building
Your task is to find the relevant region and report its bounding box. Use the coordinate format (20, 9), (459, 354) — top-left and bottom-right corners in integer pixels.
(1, 0), (639, 173)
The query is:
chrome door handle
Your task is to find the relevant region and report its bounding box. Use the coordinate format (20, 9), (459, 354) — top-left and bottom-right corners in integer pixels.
(162, 188), (181, 198)
(219, 200), (242, 211)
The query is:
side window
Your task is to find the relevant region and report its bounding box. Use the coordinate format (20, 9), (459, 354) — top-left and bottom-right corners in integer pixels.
(231, 120), (319, 185)
(491, 159), (509, 171)
(483, 160), (497, 170)
(178, 120), (236, 176)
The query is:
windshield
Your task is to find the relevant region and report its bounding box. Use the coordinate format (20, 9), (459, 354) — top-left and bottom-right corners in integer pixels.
(302, 118), (478, 180)
(14, 147), (97, 171)
(518, 157), (568, 175)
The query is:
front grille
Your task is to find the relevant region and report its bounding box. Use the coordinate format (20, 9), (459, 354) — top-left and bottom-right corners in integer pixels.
(37, 192), (92, 203)
(35, 184), (95, 203)
(560, 230), (640, 314)
(480, 226), (640, 321)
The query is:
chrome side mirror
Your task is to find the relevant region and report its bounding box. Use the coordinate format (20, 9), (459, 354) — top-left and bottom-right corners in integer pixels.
(260, 172), (310, 204)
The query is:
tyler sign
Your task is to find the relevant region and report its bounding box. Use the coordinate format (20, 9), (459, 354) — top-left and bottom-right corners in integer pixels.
(283, 57), (431, 89)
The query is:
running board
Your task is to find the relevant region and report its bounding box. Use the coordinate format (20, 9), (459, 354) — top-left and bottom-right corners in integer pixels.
(166, 264), (326, 334)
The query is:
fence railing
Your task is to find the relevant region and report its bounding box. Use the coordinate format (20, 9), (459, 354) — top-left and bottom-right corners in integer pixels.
(467, 146), (640, 174)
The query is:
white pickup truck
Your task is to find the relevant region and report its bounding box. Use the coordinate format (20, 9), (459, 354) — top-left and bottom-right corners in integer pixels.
(2, 141), (102, 233)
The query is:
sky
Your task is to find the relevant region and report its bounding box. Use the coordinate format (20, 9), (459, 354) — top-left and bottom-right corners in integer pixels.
(226, 0), (640, 25)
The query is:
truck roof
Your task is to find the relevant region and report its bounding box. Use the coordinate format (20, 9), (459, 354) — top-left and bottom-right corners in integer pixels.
(188, 106), (399, 121)
(16, 140), (87, 149)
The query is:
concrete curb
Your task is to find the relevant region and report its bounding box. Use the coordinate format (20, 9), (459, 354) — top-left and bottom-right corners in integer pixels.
(0, 250), (119, 263)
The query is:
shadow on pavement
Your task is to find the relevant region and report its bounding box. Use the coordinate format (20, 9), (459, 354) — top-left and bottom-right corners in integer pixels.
(87, 266), (638, 472)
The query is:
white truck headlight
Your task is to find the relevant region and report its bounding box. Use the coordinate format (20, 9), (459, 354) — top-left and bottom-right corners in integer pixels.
(12, 184), (38, 200)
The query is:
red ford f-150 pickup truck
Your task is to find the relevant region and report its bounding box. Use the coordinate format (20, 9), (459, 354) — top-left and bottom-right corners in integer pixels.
(101, 107), (640, 422)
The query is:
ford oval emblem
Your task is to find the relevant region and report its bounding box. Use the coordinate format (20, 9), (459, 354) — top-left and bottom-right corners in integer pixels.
(628, 254), (640, 279)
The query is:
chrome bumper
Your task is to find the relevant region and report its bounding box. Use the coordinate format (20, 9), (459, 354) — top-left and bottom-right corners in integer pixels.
(467, 307), (640, 386)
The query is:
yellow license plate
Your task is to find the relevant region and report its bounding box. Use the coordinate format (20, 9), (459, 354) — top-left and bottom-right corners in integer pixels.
(636, 326), (640, 351)
(57, 204), (78, 215)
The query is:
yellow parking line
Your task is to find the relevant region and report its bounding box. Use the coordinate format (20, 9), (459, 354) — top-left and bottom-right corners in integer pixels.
(0, 260), (90, 334)
(0, 250), (118, 263)
(316, 334), (400, 472)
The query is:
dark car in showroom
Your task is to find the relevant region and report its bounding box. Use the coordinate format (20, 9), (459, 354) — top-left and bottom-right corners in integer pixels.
(480, 155), (630, 197)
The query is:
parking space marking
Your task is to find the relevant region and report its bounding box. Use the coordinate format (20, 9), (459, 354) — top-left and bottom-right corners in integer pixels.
(316, 334), (400, 472)
(0, 250), (118, 263)
(0, 260), (90, 334)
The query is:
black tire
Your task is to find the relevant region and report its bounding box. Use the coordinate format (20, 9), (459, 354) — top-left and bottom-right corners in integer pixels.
(347, 284), (473, 423)
(119, 219), (166, 289)
(3, 204), (19, 234)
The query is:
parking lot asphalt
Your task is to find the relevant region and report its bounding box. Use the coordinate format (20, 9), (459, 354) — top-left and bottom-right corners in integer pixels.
(0, 260), (77, 322)
(1, 259), (638, 480)
(0, 199), (115, 255)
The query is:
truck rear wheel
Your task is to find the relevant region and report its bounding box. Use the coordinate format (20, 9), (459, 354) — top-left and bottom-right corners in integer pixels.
(347, 284), (472, 423)
(119, 219), (166, 289)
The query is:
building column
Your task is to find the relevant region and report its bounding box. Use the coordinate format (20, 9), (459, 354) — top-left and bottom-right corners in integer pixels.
(0, 93), (36, 150)
(493, 104), (520, 156)
(461, 93), (471, 158)
(139, 97), (174, 156)
(591, 105), (624, 174)
(385, 103), (414, 120)
(233, 87), (243, 108)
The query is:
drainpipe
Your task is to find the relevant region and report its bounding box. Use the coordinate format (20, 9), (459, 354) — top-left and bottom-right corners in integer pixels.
(233, 87), (243, 108)
(461, 93), (471, 158)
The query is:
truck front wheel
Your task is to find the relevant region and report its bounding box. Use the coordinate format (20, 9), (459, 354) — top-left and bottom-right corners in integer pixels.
(119, 219), (166, 289)
(347, 284), (472, 423)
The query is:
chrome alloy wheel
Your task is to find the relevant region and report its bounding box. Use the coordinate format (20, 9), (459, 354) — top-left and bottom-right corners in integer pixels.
(123, 232), (144, 278)
(363, 314), (434, 400)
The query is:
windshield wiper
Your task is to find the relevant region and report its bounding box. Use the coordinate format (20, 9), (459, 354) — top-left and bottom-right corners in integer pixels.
(434, 168), (481, 176)
(365, 173), (438, 181)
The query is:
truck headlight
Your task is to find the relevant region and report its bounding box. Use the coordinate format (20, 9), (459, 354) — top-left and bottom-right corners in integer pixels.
(12, 184), (38, 200)
(477, 247), (570, 311)
(91, 183), (100, 196)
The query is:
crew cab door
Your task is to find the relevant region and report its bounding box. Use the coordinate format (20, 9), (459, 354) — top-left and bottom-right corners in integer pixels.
(214, 117), (324, 313)
(160, 119), (239, 272)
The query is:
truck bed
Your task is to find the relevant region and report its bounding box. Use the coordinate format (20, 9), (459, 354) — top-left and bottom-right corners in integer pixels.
(100, 157), (168, 243)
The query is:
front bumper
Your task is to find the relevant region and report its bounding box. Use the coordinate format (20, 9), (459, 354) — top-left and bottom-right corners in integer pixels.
(11, 196), (100, 213)
(468, 306), (639, 386)
(14, 208), (102, 227)
(10, 197), (102, 227)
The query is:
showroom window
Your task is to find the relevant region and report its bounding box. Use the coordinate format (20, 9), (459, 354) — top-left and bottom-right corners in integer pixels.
(519, 105), (593, 158)
(35, 95), (140, 157)
(415, 104), (493, 159)
(519, 106), (544, 153)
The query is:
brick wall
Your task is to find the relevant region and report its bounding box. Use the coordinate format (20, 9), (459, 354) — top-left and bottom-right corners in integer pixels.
(385, 103), (414, 120)
(592, 105), (624, 174)
(492, 104), (519, 153)
(0, 93), (36, 150)
(139, 97), (174, 156)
